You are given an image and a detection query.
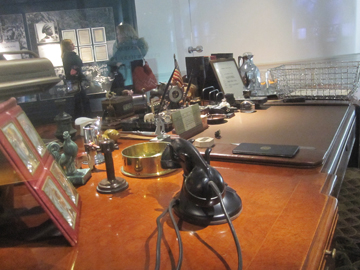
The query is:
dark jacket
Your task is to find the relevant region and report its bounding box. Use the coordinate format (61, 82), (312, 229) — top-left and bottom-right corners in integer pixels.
(62, 51), (85, 81)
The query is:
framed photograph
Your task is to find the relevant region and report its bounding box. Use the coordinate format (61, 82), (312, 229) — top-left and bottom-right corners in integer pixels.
(61, 29), (77, 46)
(3, 26), (17, 42)
(50, 161), (79, 206)
(79, 46), (94, 63)
(210, 59), (245, 99)
(91, 27), (106, 44)
(0, 98), (80, 246)
(16, 112), (46, 157)
(0, 41), (21, 60)
(42, 176), (77, 229)
(94, 44), (108, 61)
(77, 28), (91, 46)
(37, 43), (63, 67)
(35, 22), (60, 44)
(1, 122), (40, 174)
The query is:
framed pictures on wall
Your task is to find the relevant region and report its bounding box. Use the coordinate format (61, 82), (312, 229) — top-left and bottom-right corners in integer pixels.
(35, 22), (60, 44)
(77, 28), (91, 46)
(61, 29), (77, 46)
(91, 27), (106, 44)
(79, 46), (94, 63)
(94, 44), (108, 61)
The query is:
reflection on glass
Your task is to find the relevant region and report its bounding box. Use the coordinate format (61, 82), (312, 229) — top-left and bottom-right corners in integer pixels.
(50, 161), (79, 205)
(2, 122), (40, 174)
(42, 176), (77, 229)
(17, 112), (46, 157)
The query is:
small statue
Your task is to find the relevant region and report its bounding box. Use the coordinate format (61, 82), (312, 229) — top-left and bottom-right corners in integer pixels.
(60, 131), (78, 175)
(47, 131), (91, 185)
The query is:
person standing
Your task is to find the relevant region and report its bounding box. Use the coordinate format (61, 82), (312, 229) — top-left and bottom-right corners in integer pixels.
(107, 23), (149, 91)
(61, 39), (91, 119)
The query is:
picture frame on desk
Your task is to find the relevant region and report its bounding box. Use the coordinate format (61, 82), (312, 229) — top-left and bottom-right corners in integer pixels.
(42, 176), (77, 229)
(50, 161), (79, 206)
(210, 58), (244, 99)
(16, 112), (47, 158)
(0, 97), (81, 246)
(1, 121), (40, 175)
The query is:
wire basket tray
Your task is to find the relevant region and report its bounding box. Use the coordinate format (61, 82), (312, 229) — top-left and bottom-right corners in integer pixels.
(268, 61), (360, 100)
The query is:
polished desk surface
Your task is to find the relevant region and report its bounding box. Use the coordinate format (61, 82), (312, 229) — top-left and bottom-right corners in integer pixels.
(0, 104), (352, 270)
(194, 104), (352, 168)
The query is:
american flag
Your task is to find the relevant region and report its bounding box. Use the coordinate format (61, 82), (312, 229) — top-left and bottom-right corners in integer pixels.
(171, 54), (184, 88)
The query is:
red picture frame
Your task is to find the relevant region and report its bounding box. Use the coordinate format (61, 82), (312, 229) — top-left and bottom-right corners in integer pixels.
(0, 97), (81, 246)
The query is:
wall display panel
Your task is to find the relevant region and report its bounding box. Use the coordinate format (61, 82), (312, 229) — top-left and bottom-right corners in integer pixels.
(0, 14), (28, 59)
(38, 43), (63, 67)
(25, 8), (116, 58)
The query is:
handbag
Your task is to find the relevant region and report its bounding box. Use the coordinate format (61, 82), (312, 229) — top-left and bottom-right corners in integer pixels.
(132, 59), (157, 93)
(131, 45), (157, 93)
(65, 80), (81, 95)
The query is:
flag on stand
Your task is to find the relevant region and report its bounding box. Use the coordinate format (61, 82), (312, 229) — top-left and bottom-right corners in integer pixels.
(171, 54), (184, 88)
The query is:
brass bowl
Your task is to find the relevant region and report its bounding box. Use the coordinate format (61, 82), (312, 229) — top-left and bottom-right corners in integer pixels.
(121, 142), (175, 178)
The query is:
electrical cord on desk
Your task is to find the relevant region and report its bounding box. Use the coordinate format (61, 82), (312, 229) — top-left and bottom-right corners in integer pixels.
(209, 181), (243, 270)
(155, 198), (183, 270)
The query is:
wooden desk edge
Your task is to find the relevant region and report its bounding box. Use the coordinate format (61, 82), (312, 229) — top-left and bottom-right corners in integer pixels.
(301, 196), (338, 269)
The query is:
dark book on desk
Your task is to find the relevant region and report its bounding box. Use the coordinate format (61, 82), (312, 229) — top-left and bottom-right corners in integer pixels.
(232, 143), (299, 158)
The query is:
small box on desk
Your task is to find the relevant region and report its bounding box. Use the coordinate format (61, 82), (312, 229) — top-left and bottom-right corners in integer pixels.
(101, 95), (134, 119)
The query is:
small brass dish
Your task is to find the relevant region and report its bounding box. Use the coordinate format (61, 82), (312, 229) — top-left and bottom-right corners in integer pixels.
(121, 142), (175, 178)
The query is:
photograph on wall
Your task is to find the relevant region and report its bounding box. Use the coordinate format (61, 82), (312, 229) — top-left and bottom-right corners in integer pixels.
(94, 44), (108, 61)
(1, 122), (40, 174)
(61, 29), (77, 46)
(3, 25), (18, 42)
(0, 14), (28, 57)
(35, 22), (59, 44)
(91, 27), (106, 44)
(16, 112), (46, 157)
(42, 176), (77, 229)
(0, 41), (21, 60)
(38, 43), (62, 67)
(79, 46), (94, 63)
(50, 161), (79, 206)
(77, 28), (91, 46)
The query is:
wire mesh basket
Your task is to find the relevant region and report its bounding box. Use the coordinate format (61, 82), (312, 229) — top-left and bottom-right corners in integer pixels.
(268, 60), (360, 100)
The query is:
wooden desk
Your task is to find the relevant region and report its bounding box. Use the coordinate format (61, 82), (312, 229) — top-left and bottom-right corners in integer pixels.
(0, 104), (356, 270)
